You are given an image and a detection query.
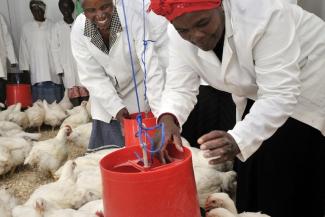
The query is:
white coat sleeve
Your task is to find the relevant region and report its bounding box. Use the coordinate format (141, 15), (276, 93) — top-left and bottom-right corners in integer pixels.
(0, 16), (17, 64)
(228, 7), (301, 161)
(51, 24), (64, 75)
(132, 11), (165, 117)
(147, 11), (169, 71)
(19, 27), (30, 71)
(70, 22), (125, 118)
(285, 0), (297, 4)
(158, 25), (201, 126)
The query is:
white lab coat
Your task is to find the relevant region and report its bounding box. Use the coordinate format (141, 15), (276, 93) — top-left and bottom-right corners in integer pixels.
(0, 14), (17, 79)
(71, 0), (164, 123)
(19, 20), (59, 84)
(285, 0), (297, 3)
(51, 20), (81, 88)
(160, 0), (325, 161)
(147, 9), (169, 72)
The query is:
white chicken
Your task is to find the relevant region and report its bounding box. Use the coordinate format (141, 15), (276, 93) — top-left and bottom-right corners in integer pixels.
(0, 128), (41, 141)
(34, 99), (44, 107)
(181, 138), (237, 207)
(54, 148), (118, 178)
(61, 101), (90, 129)
(79, 200), (103, 214)
(24, 198), (102, 217)
(12, 198), (46, 217)
(0, 188), (20, 217)
(0, 121), (22, 132)
(195, 168), (237, 208)
(0, 145), (13, 175)
(66, 105), (82, 116)
(190, 146), (233, 172)
(43, 100), (67, 131)
(76, 169), (102, 198)
(206, 192), (238, 214)
(0, 103), (18, 121)
(26, 160), (99, 209)
(68, 123), (92, 149)
(7, 103), (29, 129)
(25, 101), (45, 132)
(207, 207), (238, 217)
(66, 101), (91, 117)
(59, 89), (73, 111)
(45, 207), (100, 217)
(24, 126), (72, 177)
(0, 137), (33, 175)
(49, 100), (66, 112)
(205, 193), (270, 217)
(0, 121), (41, 140)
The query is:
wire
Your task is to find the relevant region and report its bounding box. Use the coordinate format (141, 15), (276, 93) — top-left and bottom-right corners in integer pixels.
(141, 0), (156, 102)
(121, 0), (141, 113)
(121, 0), (165, 166)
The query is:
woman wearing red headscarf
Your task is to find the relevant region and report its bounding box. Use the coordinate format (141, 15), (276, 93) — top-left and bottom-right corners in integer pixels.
(150, 0), (325, 217)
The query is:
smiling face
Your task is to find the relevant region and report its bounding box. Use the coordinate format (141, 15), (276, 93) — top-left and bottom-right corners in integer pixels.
(82, 0), (114, 31)
(172, 7), (225, 51)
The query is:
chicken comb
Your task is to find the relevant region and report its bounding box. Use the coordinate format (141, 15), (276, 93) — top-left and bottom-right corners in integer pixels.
(64, 125), (72, 131)
(95, 211), (104, 217)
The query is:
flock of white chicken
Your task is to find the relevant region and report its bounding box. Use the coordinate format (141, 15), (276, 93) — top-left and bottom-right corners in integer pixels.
(0, 90), (91, 132)
(0, 90), (92, 177)
(0, 91), (269, 217)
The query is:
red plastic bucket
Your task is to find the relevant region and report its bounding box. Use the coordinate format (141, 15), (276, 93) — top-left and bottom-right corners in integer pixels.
(6, 84), (32, 108)
(123, 112), (157, 148)
(100, 145), (201, 217)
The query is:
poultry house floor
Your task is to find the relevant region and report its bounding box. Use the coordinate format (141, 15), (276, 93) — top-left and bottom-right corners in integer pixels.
(0, 127), (85, 203)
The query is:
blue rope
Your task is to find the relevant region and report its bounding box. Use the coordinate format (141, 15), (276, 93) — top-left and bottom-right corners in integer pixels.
(141, 0), (155, 101)
(121, 0), (141, 113)
(136, 114), (165, 152)
(121, 0), (165, 165)
(141, 39), (155, 102)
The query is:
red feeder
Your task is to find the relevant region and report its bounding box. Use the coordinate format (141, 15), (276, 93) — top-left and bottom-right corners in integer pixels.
(123, 112), (157, 148)
(100, 145), (201, 217)
(6, 84), (32, 108)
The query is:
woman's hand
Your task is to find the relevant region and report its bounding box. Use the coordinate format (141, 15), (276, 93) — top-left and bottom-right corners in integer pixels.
(198, 130), (240, 164)
(155, 114), (183, 164)
(115, 108), (129, 133)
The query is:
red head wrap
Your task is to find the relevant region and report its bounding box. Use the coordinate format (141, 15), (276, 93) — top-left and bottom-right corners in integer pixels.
(149, 0), (222, 21)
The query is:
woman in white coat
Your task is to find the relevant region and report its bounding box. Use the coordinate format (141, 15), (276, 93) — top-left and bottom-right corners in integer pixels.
(71, 0), (165, 152)
(150, 0), (325, 216)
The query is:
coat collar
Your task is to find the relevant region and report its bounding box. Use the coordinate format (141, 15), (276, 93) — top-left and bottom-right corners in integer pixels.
(84, 7), (122, 55)
(197, 0), (234, 73)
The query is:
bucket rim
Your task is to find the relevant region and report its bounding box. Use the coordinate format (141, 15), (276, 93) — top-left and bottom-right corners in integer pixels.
(99, 146), (192, 176)
(6, 83), (31, 87)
